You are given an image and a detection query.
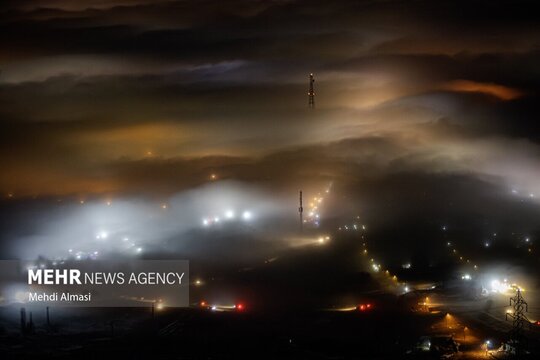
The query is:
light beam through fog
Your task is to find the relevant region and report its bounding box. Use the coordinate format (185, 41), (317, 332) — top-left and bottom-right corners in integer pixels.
(10, 182), (295, 260)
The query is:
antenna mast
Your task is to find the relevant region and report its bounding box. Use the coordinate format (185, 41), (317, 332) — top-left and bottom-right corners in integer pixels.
(299, 190), (304, 232)
(308, 73), (315, 109)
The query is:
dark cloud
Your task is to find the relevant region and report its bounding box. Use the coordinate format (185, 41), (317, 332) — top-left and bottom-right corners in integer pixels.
(0, 0), (539, 204)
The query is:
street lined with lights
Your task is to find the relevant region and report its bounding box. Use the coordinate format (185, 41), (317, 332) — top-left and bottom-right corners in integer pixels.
(10, 181), (539, 359)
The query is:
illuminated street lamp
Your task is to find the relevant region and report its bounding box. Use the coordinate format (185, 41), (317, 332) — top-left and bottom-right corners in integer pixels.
(423, 297), (429, 312)
(484, 340), (491, 355)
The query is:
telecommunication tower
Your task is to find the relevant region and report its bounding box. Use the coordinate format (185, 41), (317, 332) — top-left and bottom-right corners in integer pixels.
(308, 73), (315, 109)
(299, 190), (304, 231)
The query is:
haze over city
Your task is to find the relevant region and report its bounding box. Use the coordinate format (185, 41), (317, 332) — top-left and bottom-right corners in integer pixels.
(1, 1), (540, 358)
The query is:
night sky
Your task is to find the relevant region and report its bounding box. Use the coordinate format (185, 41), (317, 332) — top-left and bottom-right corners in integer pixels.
(1, 1), (540, 269)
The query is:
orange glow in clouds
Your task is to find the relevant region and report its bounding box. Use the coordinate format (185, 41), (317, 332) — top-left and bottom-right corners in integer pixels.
(440, 80), (523, 101)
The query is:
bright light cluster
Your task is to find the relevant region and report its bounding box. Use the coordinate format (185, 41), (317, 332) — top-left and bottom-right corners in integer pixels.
(304, 184), (331, 227)
(318, 236), (330, 244)
(59, 230), (146, 263)
(202, 209), (253, 227)
(488, 278), (524, 294)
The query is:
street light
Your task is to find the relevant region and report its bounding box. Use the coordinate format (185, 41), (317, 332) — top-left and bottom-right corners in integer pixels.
(484, 340), (491, 355)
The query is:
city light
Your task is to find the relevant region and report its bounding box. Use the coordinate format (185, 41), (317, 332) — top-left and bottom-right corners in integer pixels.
(358, 303), (372, 311)
(489, 278), (519, 294)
